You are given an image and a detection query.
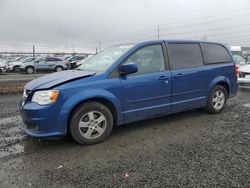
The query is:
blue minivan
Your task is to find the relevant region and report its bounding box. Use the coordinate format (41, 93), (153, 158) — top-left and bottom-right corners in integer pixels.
(20, 40), (238, 145)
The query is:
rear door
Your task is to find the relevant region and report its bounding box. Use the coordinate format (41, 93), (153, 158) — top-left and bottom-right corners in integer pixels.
(166, 42), (207, 112)
(120, 43), (172, 122)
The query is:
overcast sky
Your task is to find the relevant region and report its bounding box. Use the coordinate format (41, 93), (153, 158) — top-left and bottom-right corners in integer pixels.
(0, 0), (250, 52)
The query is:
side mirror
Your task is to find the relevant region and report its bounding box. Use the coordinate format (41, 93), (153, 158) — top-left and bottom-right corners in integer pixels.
(119, 62), (138, 75)
(35, 60), (39, 63)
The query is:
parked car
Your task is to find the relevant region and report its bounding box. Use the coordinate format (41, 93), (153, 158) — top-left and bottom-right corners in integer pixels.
(64, 55), (87, 69)
(238, 64), (250, 88)
(75, 55), (94, 67)
(19, 57), (67, 74)
(0, 62), (6, 73)
(20, 40), (238, 145)
(7, 57), (34, 72)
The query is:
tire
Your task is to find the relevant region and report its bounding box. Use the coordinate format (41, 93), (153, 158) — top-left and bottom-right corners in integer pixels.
(69, 102), (114, 145)
(26, 66), (34, 74)
(13, 66), (20, 72)
(55, 66), (63, 72)
(205, 85), (227, 114)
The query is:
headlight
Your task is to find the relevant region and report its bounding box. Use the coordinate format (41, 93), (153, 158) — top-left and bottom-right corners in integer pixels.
(32, 90), (59, 105)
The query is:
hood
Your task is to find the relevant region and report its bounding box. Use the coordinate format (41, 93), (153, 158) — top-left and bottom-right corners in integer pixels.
(9, 61), (21, 66)
(239, 64), (250, 73)
(25, 70), (96, 90)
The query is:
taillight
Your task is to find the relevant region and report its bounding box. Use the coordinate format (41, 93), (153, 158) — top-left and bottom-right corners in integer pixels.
(235, 64), (239, 78)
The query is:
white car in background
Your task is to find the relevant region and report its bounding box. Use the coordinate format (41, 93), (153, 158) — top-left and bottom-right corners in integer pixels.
(75, 55), (94, 67)
(0, 62), (6, 73)
(233, 55), (250, 88)
(7, 56), (30, 72)
(238, 64), (250, 88)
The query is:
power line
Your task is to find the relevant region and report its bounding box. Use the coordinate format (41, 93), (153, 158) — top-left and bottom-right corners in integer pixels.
(101, 7), (250, 43)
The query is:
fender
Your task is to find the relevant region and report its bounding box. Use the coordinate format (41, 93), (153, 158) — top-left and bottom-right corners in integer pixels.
(57, 89), (123, 133)
(208, 76), (231, 97)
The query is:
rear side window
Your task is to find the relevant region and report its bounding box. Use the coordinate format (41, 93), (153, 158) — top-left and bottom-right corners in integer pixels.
(168, 44), (204, 69)
(202, 43), (231, 64)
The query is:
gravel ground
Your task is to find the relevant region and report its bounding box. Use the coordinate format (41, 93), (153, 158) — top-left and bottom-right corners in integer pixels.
(0, 90), (249, 187)
(0, 72), (47, 82)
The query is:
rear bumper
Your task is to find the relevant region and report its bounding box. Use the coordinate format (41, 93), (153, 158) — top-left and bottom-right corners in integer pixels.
(238, 78), (250, 88)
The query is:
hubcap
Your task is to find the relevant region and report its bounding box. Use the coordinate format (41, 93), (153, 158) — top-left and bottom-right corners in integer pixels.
(27, 68), (33, 74)
(212, 91), (225, 110)
(56, 67), (63, 72)
(78, 111), (107, 139)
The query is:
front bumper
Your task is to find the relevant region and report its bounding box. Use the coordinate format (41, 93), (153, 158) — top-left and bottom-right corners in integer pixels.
(238, 78), (250, 88)
(19, 100), (66, 137)
(0, 67), (6, 72)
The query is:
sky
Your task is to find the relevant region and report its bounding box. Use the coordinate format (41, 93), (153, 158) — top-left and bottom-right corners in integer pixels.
(0, 0), (250, 53)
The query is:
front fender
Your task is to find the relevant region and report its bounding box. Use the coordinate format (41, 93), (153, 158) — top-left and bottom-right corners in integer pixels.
(57, 89), (123, 134)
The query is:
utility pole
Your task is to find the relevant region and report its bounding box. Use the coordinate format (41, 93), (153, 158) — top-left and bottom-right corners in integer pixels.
(33, 45), (36, 77)
(157, 25), (160, 40)
(201, 35), (207, 41)
(98, 40), (101, 52)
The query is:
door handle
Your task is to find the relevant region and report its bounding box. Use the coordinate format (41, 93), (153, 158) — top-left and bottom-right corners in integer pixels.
(159, 76), (169, 80)
(173, 73), (183, 78)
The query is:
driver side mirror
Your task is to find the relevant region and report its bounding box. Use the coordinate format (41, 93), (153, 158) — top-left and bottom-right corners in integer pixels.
(35, 60), (39, 63)
(119, 62), (138, 75)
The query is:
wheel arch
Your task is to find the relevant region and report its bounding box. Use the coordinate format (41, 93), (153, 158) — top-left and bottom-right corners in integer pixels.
(57, 89), (123, 135)
(67, 97), (118, 129)
(208, 76), (231, 98)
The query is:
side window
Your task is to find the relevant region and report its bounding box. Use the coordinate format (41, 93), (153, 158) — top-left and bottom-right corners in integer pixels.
(52, 58), (61, 61)
(168, 44), (204, 70)
(124, 45), (165, 75)
(202, 43), (231, 64)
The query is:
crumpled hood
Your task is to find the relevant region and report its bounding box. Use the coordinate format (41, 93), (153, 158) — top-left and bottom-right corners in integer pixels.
(25, 70), (96, 90)
(239, 64), (250, 73)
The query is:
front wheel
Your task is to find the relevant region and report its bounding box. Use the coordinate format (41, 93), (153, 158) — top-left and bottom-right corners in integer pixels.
(69, 102), (114, 145)
(13, 66), (20, 72)
(55, 66), (63, 72)
(26, 66), (34, 74)
(205, 85), (227, 114)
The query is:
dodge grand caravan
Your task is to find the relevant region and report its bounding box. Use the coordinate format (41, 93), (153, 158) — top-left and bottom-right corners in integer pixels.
(20, 40), (238, 145)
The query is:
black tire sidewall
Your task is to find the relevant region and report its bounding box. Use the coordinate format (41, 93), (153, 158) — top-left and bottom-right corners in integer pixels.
(206, 85), (227, 114)
(69, 102), (113, 145)
(13, 66), (19, 72)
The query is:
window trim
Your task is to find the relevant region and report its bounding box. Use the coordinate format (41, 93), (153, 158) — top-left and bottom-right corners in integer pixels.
(166, 42), (205, 70)
(108, 42), (169, 78)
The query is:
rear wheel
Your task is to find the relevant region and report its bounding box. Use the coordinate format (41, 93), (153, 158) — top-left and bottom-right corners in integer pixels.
(55, 66), (63, 72)
(69, 102), (114, 145)
(205, 85), (227, 114)
(26, 66), (34, 74)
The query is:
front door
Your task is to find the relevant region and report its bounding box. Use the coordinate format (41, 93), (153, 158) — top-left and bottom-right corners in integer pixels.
(120, 44), (172, 122)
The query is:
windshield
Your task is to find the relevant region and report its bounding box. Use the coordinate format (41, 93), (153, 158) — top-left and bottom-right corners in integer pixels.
(22, 57), (35, 63)
(77, 45), (134, 72)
